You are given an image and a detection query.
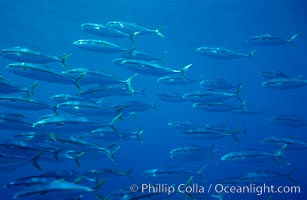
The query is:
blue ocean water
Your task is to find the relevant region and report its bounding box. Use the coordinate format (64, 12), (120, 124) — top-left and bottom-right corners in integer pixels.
(0, 0), (306, 199)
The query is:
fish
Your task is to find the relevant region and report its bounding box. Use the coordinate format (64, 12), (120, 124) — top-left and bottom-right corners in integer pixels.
(113, 100), (158, 113)
(261, 77), (307, 89)
(247, 34), (298, 48)
(170, 145), (217, 162)
(81, 23), (131, 38)
(41, 170), (95, 183)
(206, 123), (248, 134)
(200, 79), (240, 90)
(57, 143), (120, 166)
(6, 62), (82, 89)
(167, 120), (206, 131)
(80, 84), (137, 99)
(192, 101), (244, 112)
(183, 85), (242, 103)
(258, 70), (290, 79)
(0, 76), (38, 97)
(231, 104), (267, 116)
(13, 132), (51, 143)
(89, 127), (144, 143)
(54, 100), (118, 118)
(0, 95), (50, 111)
(0, 113), (34, 132)
(50, 94), (90, 103)
(141, 165), (207, 181)
(221, 144), (289, 165)
(261, 137), (307, 151)
(5, 171), (95, 189)
(32, 113), (121, 133)
(108, 187), (166, 200)
(113, 58), (192, 80)
(196, 47), (256, 61)
(0, 151), (43, 172)
(157, 74), (199, 85)
(0, 140), (47, 159)
(221, 169), (297, 185)
(0, 46), (71, 68)
(269, 114), (307, 127)
(13, 179), (105, 200)
(63, 68), (137, 93)
(73, 39), (134, 53)
(181, 125), (245, 143)
(85, 168), (132, 179)
(4, 176), (58, 189)
(121, 50), (167, 63)
(106, 21), (166, 38)
(156, 93), (186, 103)
(45, 134), (120, 162)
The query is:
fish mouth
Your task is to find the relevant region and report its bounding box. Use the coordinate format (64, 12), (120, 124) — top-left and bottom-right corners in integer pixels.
(73, 40), (82, 46)
(112, 58), (125, 64)
(196, 48), (201, 52)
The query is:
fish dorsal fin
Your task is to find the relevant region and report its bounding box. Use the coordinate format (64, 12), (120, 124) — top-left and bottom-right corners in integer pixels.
(262, 33), (273, 37)
(54, 179), (65, 183)
(50, 133), (57, 142)
(96, 98), (104, 104)
(31, 46), (41, 51)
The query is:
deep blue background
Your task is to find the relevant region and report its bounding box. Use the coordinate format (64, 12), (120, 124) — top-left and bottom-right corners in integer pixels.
(0, 0), (306, 199)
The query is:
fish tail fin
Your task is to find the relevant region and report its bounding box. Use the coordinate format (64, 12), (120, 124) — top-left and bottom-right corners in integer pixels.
(74, 73), (85, 91)
(94, 193), (106, 200)
(185, 175), (194, 188)
(152, 99), (160, 111)
(179, 64), (192, 83)
(94, 179), (107, 200)
(27, 81), (39, 97)
(231, 127), (241, 143)
(75, 152), (85, 168)
(111, 126), (122, 137)
(125, 73), (138, 94)
(126, 169), (133, 179)
(185, 192), (196, 200)
(53, 148), (65, 163)
(155, 26), (166, 38)
(111, 112), (123, 125)
(241, 100), (247, 110)
(287, 169), (297, 184)
(159, 51), (168, 63)
(135, 127), (144, 143)
(140, 88), (147, 97)
(287, 34), (298, 48)
(197, 164), (207, 181)
(53, 105), (59, 115)
(248, 49), (256, 62)
(130, 31), (141, 44)
(31, 151), (44, 171)
(274, 144), (290, 165)
(58, 53), (72, 69)
(94, 179), (107, 191)
(211, 194), (224, 200)
(105, 143), (120, 162)
(235, 83), (243, 102)
(50, 132), (57, 141)
(210, 144), (218, 162)
(110, 112), (123, 136)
